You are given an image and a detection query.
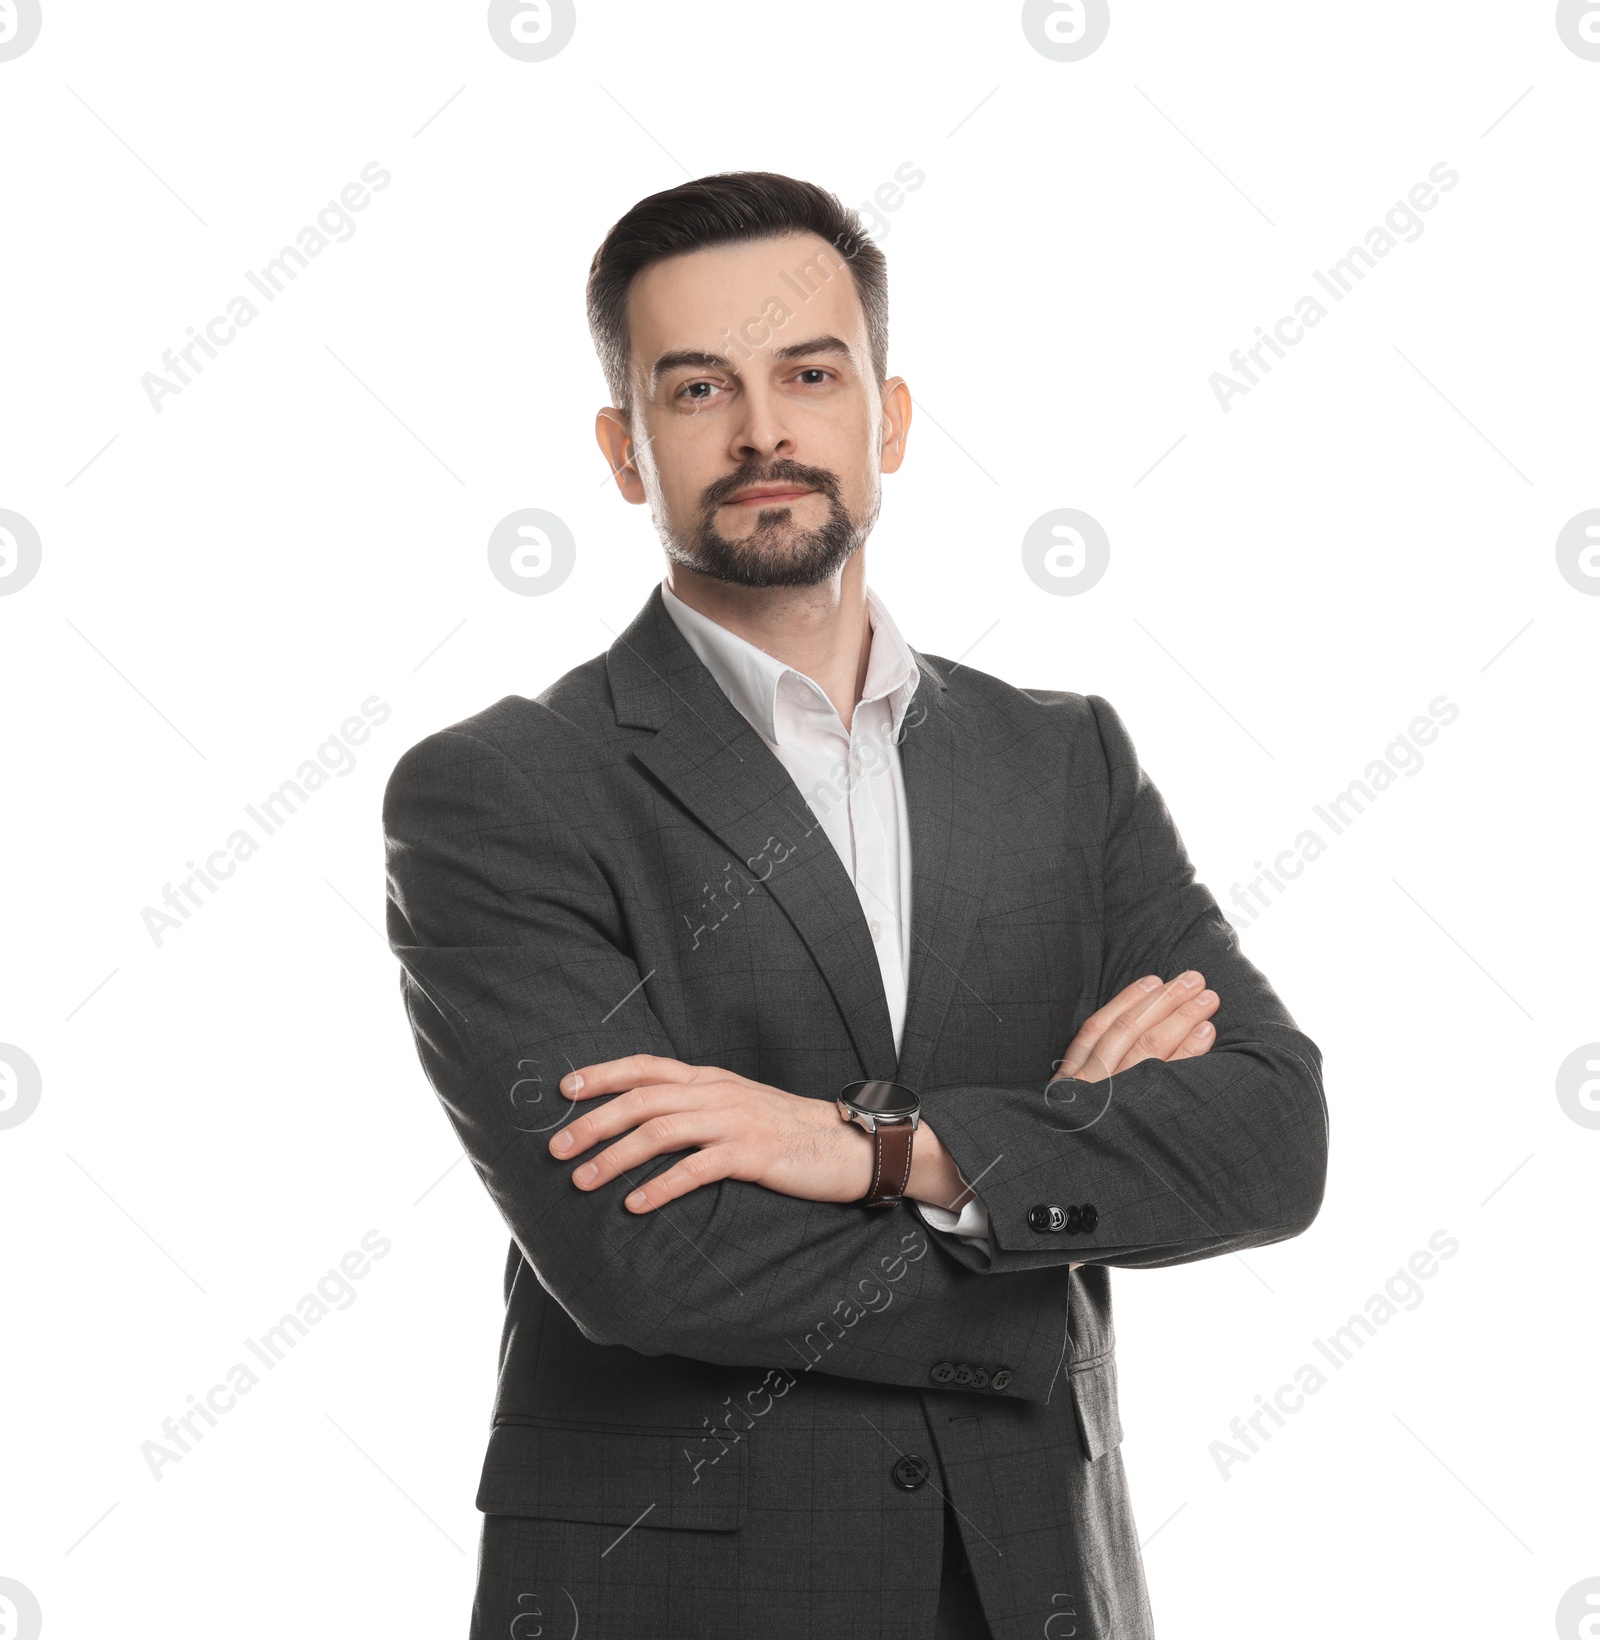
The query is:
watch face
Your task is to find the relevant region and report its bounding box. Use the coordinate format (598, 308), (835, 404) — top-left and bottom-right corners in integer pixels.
(841, 1079), (919, 1118)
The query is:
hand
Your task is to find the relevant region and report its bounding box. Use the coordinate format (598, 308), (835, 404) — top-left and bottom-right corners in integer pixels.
(550, 1055), (876, 1213)
(1051, 971), (1218, 1084)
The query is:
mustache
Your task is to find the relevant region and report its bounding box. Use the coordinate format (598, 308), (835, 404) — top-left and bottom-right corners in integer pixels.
(701, 463), (841, 512)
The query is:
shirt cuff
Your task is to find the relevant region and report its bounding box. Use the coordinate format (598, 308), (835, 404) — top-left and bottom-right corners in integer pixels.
(913, 1194), (993, 1266)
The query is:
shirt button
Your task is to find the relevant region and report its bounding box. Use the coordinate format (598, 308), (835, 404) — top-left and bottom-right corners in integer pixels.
(868, 919), (882, 941)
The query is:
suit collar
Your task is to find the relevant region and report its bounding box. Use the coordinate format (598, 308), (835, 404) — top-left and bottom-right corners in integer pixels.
(605, 585), (987, 1092)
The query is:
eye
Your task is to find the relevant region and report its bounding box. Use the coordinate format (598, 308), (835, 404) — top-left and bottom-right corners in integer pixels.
(678, 380), (719, 402)
(795, 368), (833, 385)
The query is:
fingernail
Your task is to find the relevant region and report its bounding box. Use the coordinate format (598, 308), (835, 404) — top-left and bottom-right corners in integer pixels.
(574, 1162), (597, 1185)
(561, 1073), (584, 1095)
(1180, 971), (1202, 988)
(626, 1190), (648, 1210)
(1138, 976), (1161, 992)
(1193, 1022), (1213, 1038)
(1198, 990), (1217, 1006)
(551, 1132), (573, 1155)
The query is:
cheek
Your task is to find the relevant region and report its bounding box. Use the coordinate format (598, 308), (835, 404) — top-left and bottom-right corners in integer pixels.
(661, 471), (703, 520)
(832, 417), (884, 491)
(639, 452), (701, 521)
(835, 463), (880, 518)
(643, 435), (707, 515)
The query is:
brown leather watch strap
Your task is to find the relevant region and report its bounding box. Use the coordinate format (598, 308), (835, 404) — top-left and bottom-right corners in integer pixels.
(865, 1120), (915, 1206)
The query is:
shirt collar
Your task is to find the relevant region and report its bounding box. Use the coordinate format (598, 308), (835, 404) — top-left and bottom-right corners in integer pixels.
(659, 577), (922, 748)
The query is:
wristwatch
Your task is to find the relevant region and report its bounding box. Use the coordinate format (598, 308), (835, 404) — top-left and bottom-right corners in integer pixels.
(837, 1079), (921, 1207)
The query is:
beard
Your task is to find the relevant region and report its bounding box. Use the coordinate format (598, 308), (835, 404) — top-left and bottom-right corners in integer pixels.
(659, 461), (876, 589)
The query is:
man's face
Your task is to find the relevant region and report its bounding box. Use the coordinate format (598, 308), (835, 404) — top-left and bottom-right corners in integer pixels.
(600, 231), (907, 589)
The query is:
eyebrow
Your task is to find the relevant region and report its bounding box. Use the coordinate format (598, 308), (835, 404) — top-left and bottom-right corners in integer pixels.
(649, 334), (854, 389)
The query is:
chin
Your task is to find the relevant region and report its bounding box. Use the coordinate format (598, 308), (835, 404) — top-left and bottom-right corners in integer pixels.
(663, 484), (865, 590)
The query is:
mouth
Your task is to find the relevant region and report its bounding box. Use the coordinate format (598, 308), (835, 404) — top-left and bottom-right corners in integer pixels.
(722, 487), (817, 508)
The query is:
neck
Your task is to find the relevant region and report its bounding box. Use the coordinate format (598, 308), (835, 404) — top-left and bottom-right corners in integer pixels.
(664, 552), (873, 729)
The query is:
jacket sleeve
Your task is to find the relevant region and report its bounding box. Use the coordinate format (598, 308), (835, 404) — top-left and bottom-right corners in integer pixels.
(925, 694), (1329, 1277)
(383, 724), (1079, 1405)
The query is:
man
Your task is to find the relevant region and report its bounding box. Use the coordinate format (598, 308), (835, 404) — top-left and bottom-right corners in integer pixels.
(383, 171), (1328, 1639)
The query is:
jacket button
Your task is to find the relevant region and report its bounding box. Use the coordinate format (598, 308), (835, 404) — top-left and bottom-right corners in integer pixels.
(970, 1367), (991, 1389)
(953, 1363), (975, 1385)
(1065, 1205), (1084, 1233)
(990, 1368), (1013, 1392)
(1029, 1204), (1068, 1233)
(891, 1454), (931, 1490)
(1080, 1203), (1099, 1231)
(930, 1361), (956, 1385)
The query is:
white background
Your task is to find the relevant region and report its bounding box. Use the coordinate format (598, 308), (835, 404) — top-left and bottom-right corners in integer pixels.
(2, 2), (1596, 1636)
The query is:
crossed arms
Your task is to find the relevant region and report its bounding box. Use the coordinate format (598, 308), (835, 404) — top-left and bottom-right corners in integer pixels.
(382, 695), (1328, 1407)
(547, 970), (1225, 1222)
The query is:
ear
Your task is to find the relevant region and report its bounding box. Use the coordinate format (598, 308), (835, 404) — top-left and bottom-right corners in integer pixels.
(595, 407), (648, 504)
(878, 378), (913, 475)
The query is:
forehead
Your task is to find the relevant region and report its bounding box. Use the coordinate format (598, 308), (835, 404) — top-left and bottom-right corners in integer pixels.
(626, 231), (869, 373)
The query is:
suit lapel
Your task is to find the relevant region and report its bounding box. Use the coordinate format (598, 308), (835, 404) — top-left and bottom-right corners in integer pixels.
(606, 586), (995, 1095)
(893, 657), (996, 1091)
(608, 587), (899, 1082)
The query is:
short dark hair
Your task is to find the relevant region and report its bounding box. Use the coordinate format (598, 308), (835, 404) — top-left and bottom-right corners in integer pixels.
(585, 170), (889, 415)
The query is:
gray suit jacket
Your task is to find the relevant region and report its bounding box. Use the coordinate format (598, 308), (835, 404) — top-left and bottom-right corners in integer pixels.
(382, 584), (1328, 1640)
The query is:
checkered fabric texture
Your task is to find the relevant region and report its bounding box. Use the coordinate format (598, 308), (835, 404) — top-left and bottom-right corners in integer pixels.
(382, 584), (1329, 1640)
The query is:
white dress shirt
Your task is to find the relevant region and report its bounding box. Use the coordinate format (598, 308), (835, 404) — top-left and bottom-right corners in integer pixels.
(659, 577), (993, 1261)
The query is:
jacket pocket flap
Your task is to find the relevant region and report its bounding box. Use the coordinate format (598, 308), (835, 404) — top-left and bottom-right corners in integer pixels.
(1068, 1355), (1125, 1463)
(476, 1420), (746, 1531)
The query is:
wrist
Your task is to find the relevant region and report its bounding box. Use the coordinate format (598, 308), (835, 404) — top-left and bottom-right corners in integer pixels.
(905, 1123), (972, 1213)
(835, 1080), (921, 1205)
(839, 1119), (876, 1201)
